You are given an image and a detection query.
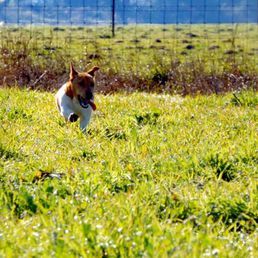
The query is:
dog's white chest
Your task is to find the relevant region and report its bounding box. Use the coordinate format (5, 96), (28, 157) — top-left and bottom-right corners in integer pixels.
(71, 97), (92, 117)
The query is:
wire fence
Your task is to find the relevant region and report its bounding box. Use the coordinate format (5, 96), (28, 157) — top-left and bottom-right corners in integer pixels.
(0, 1), (257, 93)
(0, 1), (257, 40)
(0, 1), (258, 25)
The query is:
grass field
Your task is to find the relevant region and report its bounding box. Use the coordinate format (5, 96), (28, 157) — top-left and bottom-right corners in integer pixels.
(0, 88), (257, 257)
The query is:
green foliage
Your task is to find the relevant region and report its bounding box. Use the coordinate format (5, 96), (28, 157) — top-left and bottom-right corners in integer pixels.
(207, 153), (237, 182)
(231, 91), (258, 107)
(0, 144), (21, 160)
(0, 88), (257, 257)
(208, 199), (258, 233)
(135, 111), (160, 126)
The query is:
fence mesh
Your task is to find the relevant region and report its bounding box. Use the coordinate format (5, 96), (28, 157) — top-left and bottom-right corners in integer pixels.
(0, 1), (257, 93)
(1, 2), (257, 43)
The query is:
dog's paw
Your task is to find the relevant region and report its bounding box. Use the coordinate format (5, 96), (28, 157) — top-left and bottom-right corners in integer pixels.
(69, 113), (79, 122)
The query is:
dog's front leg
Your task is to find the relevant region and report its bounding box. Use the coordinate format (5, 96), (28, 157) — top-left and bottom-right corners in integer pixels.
(80, 114), (92, 132)
(60, 106), (78, 123)
(68, 113), (79, 122)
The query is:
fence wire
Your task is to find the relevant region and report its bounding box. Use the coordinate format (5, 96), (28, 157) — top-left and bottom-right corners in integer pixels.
(0, 1), (257, 93)
(0, 1), (258, 24)
(0, 1), (257, 39)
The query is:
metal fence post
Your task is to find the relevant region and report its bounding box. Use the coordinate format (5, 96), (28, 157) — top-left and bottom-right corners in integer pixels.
(112, 0), (115, 37)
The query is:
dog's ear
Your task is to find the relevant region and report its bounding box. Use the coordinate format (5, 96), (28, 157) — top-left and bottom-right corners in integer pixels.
(87, 66), (99, 77)
(70, 62), (78, 80)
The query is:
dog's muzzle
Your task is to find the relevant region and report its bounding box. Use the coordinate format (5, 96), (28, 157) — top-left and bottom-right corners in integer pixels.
(78, 96), (96, 111)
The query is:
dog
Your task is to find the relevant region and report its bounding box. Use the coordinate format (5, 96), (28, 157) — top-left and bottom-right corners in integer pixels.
(55, 63), (99, 132)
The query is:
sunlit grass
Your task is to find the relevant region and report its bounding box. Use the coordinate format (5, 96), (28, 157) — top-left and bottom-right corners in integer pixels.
(0, 88), (257, 257)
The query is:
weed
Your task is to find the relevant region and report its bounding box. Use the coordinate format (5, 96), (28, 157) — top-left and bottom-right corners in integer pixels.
(8, 188), (38, 218)
(135, 112), (160, 126)
(207, 154), (236, 182)
(72, 150), (97, 162)
(231, 91), (258, 107)
(156, 194), (199, 227)
(110, 179), (135, 194)
(81, 150), (97, 160)
(208, 200), (258, 233)
(104, 127), (127, 140)
(5, 107), (32, 121)
(0, 144), (21, 160)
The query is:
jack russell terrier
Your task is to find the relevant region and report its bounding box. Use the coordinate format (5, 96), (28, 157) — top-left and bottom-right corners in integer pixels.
(55, 63), (99, 132)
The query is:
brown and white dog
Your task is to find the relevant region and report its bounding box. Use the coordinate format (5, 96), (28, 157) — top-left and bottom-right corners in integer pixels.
(55, 63), (99, 132)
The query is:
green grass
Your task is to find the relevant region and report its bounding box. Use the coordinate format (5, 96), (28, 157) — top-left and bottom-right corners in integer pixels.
(0, 88), (257, 257)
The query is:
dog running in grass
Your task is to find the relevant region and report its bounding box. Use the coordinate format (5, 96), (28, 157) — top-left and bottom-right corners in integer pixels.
(55, 63), (99, 132)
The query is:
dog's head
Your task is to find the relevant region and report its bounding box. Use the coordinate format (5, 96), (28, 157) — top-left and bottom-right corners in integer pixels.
(68, 63), (99, 110)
